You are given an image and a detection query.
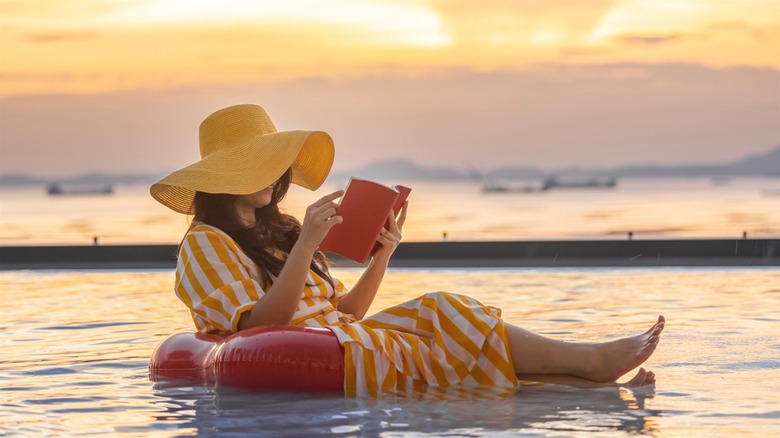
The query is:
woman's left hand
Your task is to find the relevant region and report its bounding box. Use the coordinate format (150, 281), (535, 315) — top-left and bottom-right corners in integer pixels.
(372, 201), (408, 265)
(338, 201), (407, 319)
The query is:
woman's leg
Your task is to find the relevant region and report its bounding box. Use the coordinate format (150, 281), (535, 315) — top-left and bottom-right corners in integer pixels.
(517, 367), (656, 389)
(506, 316), (665, 382)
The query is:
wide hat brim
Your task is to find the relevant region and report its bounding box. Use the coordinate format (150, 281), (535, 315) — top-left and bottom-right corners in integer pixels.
(151, 130), (334, 214)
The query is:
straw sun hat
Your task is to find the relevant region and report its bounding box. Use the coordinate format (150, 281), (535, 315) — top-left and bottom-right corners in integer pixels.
(150, 104), (335, 214)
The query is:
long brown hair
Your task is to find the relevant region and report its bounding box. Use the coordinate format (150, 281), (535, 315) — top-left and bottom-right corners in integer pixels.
(188, 168), (334, 289)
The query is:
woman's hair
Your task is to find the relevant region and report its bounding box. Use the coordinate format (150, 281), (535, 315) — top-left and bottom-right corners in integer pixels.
(188, 168), (335, 289)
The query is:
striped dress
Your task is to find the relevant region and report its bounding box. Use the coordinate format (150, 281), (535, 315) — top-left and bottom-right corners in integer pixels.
(176, 224), (518, 396)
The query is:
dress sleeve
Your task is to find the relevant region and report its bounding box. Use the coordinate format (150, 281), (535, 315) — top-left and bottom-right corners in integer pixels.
(328, 276), (350, 306)
(175, 229), (265, 333)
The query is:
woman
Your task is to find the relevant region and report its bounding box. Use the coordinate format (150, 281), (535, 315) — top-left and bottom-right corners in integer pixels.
(151, 104), (664, 396)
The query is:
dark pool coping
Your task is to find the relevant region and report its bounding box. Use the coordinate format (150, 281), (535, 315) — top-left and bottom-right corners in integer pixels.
(1, 239), (778, 270)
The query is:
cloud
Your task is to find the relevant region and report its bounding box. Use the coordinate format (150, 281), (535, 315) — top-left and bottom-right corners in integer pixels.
(706, 21), (780, 41)
(2, 0), (777, 98)
(560, 47), (613, 58)
(1, 63), (777, 178)
(431, 0), (616, 48)
(0, 0), (127, 18)
(613, 33), (687, 46)
(22, 31), (100, 43)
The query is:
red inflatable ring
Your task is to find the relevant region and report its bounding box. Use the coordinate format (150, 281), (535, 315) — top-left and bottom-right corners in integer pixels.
(149, 325), (345, 392)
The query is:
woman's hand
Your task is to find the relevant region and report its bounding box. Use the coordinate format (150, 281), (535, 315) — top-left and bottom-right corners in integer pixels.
(297, 190), (344, 252)
(240, 190), (344, 330)
(371, 201), (408, 265)
(336, 201), (408, 319)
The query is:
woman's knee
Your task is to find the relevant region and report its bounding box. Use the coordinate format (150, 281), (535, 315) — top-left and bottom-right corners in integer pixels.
(421, 291), (458, 302)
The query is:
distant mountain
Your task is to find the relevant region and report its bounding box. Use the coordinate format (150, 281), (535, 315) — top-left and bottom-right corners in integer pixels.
(334, 145), (780, 181)
(603, 145), (780, 178)
(725, 146), (780, 174)
(2, 145), (778, 186)
(330, 159), (467, 181)
(0, 174), (43, 185)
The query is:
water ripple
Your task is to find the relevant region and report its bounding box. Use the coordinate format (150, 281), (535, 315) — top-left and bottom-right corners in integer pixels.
(44, 321), (147, 330)
(25, 367), (78, 376)
(2, 268), (779, 436)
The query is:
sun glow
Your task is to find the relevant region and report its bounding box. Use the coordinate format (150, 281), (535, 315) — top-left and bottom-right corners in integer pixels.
(107, 0), (450, 46)
(0, 0), (777, 97)
(588, 0), (779, 42)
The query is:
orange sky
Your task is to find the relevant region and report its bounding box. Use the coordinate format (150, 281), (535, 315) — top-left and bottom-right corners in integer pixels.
(2, 0), (778, 96)
(0, 0), (778, 176)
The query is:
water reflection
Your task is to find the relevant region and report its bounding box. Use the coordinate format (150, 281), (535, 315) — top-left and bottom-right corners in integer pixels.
(150, 380), (661, 436)
(3, 268), (778, 436)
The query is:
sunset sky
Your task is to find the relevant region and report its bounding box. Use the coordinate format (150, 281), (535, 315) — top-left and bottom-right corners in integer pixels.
(1, 0), (778, 177)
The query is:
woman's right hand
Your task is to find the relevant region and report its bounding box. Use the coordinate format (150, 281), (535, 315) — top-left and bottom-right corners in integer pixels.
(241, 190), (345, 330)
(297, 190), (344, 252)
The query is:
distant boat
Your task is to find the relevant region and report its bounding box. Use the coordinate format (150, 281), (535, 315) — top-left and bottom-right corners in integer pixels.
(541, 177), (617, 190)
(480, 177), (617, 194)
(467, 164), (548, 194)
(467, 163), (618, 194)
(481, 182), (545, 193)
(46, 183), (114, 196)
(710, 176), (731, 185)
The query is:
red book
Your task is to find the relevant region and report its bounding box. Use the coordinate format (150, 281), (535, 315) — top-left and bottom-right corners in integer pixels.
(319, 178), (411, 264)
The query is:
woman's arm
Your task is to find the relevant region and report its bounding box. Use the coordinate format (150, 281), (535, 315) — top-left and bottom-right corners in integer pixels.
(238, 191), (344, 330)
(337, 201), (407, 319)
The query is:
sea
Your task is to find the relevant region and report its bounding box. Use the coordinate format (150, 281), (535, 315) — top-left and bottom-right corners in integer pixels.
(1, 177), (778, 245)
(1, 177), (779, 437)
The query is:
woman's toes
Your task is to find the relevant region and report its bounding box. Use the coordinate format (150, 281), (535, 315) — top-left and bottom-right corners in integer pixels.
(626, 368), (647, 385)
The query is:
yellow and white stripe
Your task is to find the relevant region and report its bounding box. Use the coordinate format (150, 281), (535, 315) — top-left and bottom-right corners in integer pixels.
(176, 224), (352, 333)
(175, 224), (518, 396)
(329, 292), (517, 397)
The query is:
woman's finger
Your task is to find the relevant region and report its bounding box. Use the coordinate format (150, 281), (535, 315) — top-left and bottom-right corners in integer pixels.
(317, 207), (337, 220)
(383, 228), (401, 241)
(312, 190), (344, 208)
(379, 229), (400, 244)
(397, 201), (409, 229)
(376, 234), (392, 246)
(310, 202), (338, 219)
(386, 210), (399, 233)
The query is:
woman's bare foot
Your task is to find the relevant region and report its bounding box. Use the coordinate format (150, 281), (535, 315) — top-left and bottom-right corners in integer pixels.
(620, 367), (656, 387)
(587, 316), (665, 382)
(506, 316), (665, 381)
(516, 367), (656, 389)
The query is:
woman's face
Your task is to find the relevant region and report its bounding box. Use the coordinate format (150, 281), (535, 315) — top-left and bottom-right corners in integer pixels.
(235, 182), (276, 226)
(235, 181), (276, 212)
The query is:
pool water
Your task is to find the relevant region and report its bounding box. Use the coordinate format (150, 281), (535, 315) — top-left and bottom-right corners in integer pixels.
(2, 267), (778, 436)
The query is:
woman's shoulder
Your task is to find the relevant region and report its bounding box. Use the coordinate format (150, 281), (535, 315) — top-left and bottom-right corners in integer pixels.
(179, 223), (256, 267)
(185, 222), (230, 237)
(183, 223), (238, 248)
